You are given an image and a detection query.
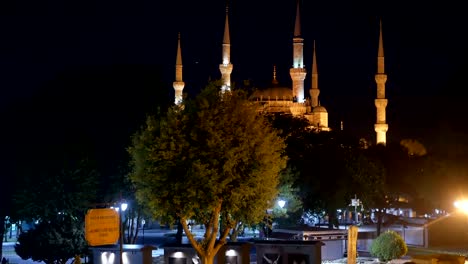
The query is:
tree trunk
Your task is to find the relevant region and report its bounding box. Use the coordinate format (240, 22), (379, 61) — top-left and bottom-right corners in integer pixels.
(124, 208), (142, 244)
(180, 201), (231, 264)
(175, 219), (183, 245)
(131, 210), (142, 243)
(376, 209), (384, 236)
(229, 222), (244, 242)
(200, 254), (215, 264)
(327, 208), (338, 229)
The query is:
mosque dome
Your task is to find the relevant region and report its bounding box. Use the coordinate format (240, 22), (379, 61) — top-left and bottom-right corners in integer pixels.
(313, 105), (327, 113)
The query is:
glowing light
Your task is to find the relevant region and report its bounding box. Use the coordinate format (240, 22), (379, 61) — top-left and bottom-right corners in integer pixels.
(123, 252), (129, 264)
(174, 252), (184, 258)
(454, 200), (468, 214)
(121, 203), (128, 212)
(101, 252), (115, 264)
(278, 200), (286, 208)
(226, 249), (236, 256)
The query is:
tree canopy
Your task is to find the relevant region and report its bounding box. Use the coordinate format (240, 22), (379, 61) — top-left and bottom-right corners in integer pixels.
(128, 83), (287, 263)
(268, 114), (385, 228)
(12, 159), (99, 263)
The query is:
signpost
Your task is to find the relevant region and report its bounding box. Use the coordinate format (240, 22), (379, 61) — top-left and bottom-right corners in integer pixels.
(347, 225), (358, 264)
(85, 208), (120, 246)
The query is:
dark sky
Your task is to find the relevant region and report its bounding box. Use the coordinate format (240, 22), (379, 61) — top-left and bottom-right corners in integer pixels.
(0, 0), (467, 175)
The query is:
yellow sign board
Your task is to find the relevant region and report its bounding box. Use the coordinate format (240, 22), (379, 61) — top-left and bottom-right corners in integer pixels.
(85, 208), (120, 246)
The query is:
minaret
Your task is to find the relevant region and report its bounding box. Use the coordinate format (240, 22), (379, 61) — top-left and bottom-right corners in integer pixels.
(310, 40), (319, 107)
(374, 20), (388, 145)
(289, 0), (306, 103)
(173, 32), (185, 105)
(272, 65), (279, 85)
(219, 6), (233, 92)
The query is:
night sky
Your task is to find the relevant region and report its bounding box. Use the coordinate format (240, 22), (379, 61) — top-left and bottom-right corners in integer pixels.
(0, 0), (467, 177)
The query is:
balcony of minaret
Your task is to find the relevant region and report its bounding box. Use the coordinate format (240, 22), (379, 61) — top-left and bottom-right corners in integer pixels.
(375, 74), (387, 84)
(173, 81), (185, 102)
(310, 88), (320, 107)
(374, 123), (388, 133)
(290, 68), (306, 102)
(290, 68), (306, 77)
(219, 63), (233, 75)
(374, 98), (388, 109)
(375, 99), (387, 121)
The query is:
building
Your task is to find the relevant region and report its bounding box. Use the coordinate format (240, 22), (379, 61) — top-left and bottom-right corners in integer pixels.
(172, 1), (388, 145)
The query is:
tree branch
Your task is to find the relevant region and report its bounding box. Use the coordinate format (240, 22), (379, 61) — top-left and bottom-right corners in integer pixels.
(181, 217), (203, 256)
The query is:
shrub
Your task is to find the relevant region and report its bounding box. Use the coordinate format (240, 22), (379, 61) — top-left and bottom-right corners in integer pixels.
(370, 230), (408, 262)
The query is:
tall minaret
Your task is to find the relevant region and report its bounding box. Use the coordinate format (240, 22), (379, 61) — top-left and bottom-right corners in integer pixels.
(173, 32), (185, 105)
(310, 40), (319, 107)
(219, 6), (233, 92)
(289, 0), (306, 103)
(374, 20), (388, 145)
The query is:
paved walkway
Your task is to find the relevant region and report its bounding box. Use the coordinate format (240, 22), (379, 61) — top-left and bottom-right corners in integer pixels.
(2, 242), (45, 264)
(3, 227), (468, 264)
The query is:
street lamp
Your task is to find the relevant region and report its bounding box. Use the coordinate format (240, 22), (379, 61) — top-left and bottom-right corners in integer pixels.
(116, 202), (128, 264)
(350, 195), (362, 224)
(278, 199), (286, 209)
(454, 200), (468, 214)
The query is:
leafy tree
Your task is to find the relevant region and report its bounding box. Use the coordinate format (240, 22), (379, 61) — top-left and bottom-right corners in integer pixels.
(106, 165), (151, 245)
(128, 83), (287, 264)
(297, 131), (368, 228)
(13, 159), (99, 262)
(365, 140), (434, 235)
(15, 214), (87, 264)
(272, 167), (303, 228)
(13, 159), (99, 222)
(270, 116), (382, 229)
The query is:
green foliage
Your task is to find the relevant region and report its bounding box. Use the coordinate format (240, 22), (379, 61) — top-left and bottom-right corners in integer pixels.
(15, 215), (87, 264)
(272, 167), (303, 227)
(274, 121), (383, 228)
(128, 83), (287, 231)
(13, 159), (99, 222)
(370, 230), (408, 262)
(11, 159), (98, 262)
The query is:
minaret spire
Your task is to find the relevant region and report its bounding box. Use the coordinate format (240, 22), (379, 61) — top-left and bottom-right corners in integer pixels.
(223, 6), (230, 45)
(289, 0), (306, 103)
(310, 40), (320, 107)
(294, 0), (301, 37)
(374, 19), (388, 145)
(173, 32), (185, 105)
(219, 4), (233, 92)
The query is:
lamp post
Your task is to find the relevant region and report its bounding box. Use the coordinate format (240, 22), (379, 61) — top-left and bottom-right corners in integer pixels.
(350, 195), (362, 224)
(118, 202), (128, 264)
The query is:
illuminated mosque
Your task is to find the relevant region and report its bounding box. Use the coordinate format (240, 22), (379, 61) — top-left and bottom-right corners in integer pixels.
(171, 2), (388, 146)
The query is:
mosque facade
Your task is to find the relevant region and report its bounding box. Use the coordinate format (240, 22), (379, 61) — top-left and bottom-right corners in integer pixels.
(172, 2), (388, 145)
